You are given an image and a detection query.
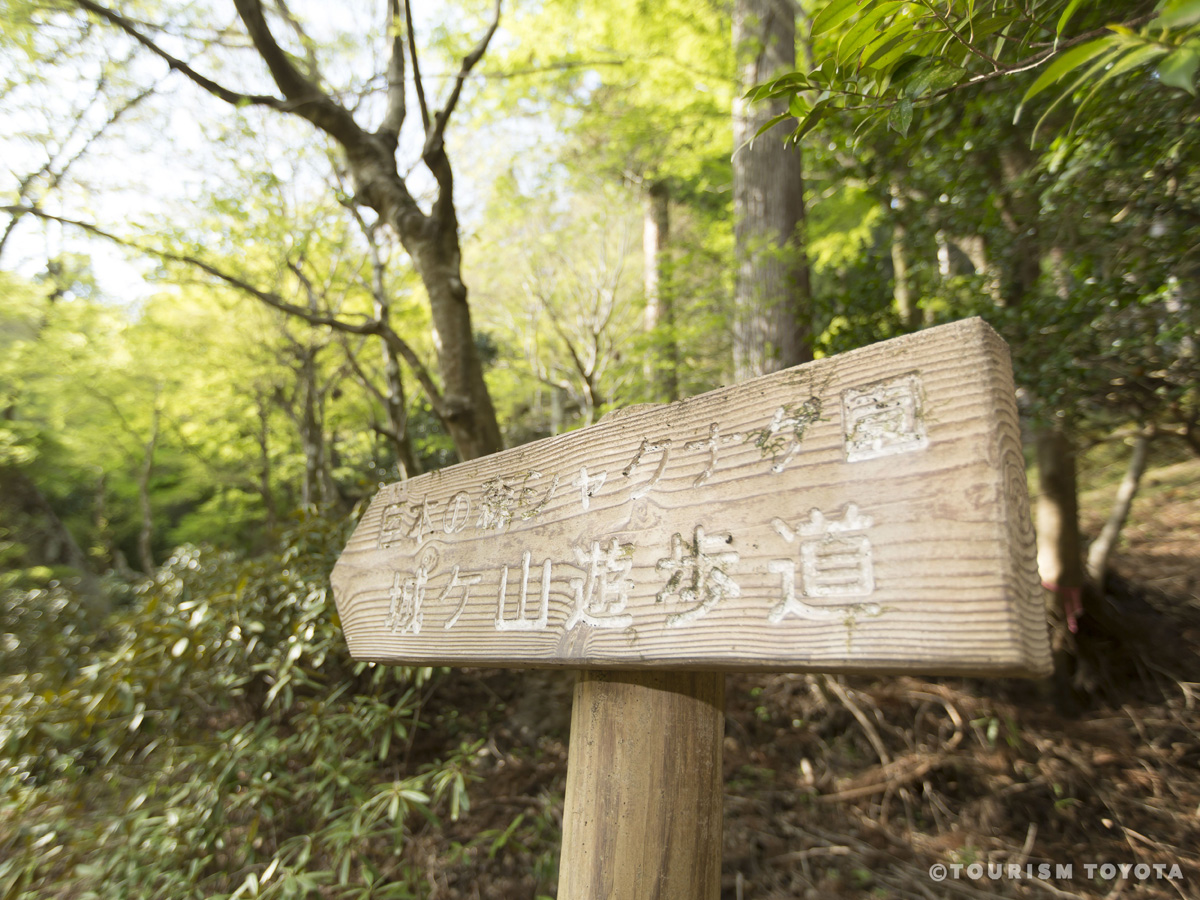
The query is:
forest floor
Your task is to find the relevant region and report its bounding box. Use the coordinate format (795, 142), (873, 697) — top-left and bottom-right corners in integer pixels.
(401, 454), (1200, 900)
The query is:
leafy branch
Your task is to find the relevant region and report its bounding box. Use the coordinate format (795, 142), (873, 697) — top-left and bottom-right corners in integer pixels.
(751, 0), (1198, 143)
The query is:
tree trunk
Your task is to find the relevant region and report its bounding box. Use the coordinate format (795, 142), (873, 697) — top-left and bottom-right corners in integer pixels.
(296, 345), (327, 510)
(1036, 426), (1085, 632)
(1086, 431), (1151, 594)
(732, 0), (812, 380)
(255, 392), (278, 532)
(889, 191), (917, 329)
(378, 325), (420, 482)
(8, 468), (102, 601)
(643, 179), (678, 400)
(347, 145), (503, 462)
(137, 404), (160, 573)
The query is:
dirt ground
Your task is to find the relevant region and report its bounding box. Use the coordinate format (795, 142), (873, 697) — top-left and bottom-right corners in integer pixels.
(403, 456), (1200, 899)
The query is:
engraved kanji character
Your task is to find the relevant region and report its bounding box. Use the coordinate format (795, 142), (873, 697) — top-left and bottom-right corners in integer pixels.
(573, 466), (607, 510)
(566, 539), (635, 630)
(624, 437), (673, 499)
(495, 551), (551, 631)
(655, 526), (740, 626)
(478, 472), (559, 531)
(842, 373), (928, 462)
(684, 425), (720, 486)
(477, 475), (523, 531)
(378, 501), (408, 548)
(379, 497), (437, 548)
(385, 564), (430, 635)
(771, 503), (878, 605)
(440, 565), (484, 630)
(753, 400), (823, 473)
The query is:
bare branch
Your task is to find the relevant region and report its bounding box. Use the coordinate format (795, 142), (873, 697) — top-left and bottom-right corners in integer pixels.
(230, 0), (361, 143)
(274, 0), (321, 80)
(2, 76), (156, 259)
(337, 331), (388, 407)
(3, 205), (449, 420)
(377, 0), (408, 147)
(423, 0), (501, 159)
(72, 0), (284, 110)
(404, 0), (431, 132)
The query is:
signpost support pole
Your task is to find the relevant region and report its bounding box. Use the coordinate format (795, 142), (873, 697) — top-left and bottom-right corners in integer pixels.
(557, 670), (725, 900)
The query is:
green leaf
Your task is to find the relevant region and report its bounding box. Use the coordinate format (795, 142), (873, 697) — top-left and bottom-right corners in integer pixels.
(1023, 41), (1123, 132)
(812, 0), (866, 36)
(791, 98), (832, 143)
(1155, 0), (1200, 29)
(1067, 42), (1170, 128)
(1019, 36), (1120, 107)
(860, 27), (916, 69)
(1158, 46), (1200, 93)
(752, 112), (792, 142)
(888, 97), (914, 135)
(836, 1), (904, 66)
(1056, 0), (1087, 36)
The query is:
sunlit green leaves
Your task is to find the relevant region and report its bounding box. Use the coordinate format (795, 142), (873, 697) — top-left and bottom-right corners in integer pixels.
(812, 0), (867, 36)
(888, 97), (914, 135)
(1158, 44), (1200, 93)
(1156, 0), (1200, 29)
(0, 517), (477, 899)
(751, 0), (1200, 146)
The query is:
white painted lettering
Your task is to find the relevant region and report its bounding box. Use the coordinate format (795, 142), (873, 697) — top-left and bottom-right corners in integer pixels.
(385, 565), (430, 635)
(443, 491), (472, 533)
(573, 466), (607, 511)
(440, 565), (483, 630)
(566, 539), (635, 629)
(495, 551), (551, 631)
(655, 526), (740, 626)
(843, 372), (928, 462)
(624, 438), (673, 499)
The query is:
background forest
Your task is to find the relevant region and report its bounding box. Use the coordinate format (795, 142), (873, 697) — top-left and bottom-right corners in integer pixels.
(1, 0), (1198, 898)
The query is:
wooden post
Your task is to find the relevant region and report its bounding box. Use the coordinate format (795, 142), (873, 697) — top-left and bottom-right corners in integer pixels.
(329, 318), (1053, 896)
(558, 671), (724, 899)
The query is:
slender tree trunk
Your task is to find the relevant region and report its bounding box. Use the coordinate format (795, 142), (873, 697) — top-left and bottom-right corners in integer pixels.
(1086, 431), (1152, 593)
(348, 146), (503, 462)
(381, 347), (420, 480)
(369, 248), (420, 480)
(643, 180), (678, 400)
(1036, 427), (1085, 631)
(889, 189), (917, 329)
(255, 392), (277, 532)
(732, 0), (812, 380)
(296, 346), (326, 510)
(137, 404), (160, 573)
(9, 469), (102, 600)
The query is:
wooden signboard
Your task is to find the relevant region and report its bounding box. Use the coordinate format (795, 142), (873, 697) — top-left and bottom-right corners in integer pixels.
(331, 317), (1051, 679)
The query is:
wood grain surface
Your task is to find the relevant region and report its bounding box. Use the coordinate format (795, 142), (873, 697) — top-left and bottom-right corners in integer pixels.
(557, 671), (724, 899)
(330, 317), (1052, 677)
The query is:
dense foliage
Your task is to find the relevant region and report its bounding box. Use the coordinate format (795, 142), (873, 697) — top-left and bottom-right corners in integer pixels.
(1, 516), (487, 899)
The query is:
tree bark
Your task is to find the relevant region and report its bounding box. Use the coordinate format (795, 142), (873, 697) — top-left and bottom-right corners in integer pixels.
(733, 0), (812, 379)
(890, 206), (917, 329)
(643, 180), (678, 400)
(297, 345), (326, 510)
(1036, 426), (1085, 632)
(5, 468), (102, 600)
(255, 391), (278, 532)
(1086, 431), (1151, 594)
(137, 404), (160, 573)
